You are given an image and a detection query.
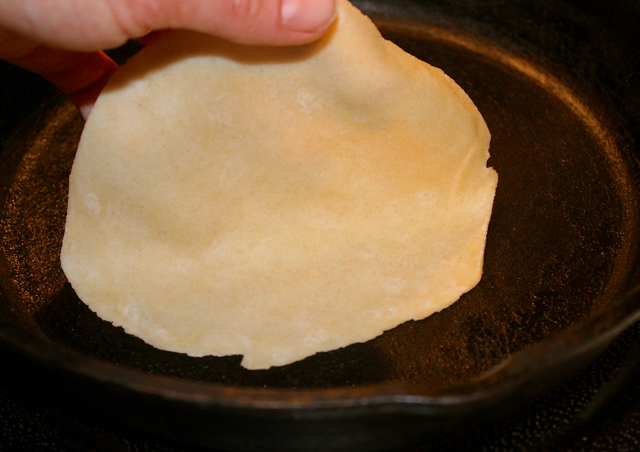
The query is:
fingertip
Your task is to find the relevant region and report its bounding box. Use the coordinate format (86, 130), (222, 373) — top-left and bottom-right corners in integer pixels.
(280, 0), (337, 34)
(172, 0), (338, 46)
(43, 51), (117, 95)
(69, 68), (115, 120)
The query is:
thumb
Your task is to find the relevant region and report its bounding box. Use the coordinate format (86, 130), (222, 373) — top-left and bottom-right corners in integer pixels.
(0, 0), (337, 52)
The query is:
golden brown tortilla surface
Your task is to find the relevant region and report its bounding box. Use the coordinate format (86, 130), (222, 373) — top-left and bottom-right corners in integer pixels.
(61, 0), (498, 369)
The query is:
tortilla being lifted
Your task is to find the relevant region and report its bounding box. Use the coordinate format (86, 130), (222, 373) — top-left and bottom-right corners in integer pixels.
(61, 0), (498, 370)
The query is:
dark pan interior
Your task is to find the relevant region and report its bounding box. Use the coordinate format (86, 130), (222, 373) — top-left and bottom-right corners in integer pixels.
(1, 0), (640, 450)
(1, 16), (638, 389)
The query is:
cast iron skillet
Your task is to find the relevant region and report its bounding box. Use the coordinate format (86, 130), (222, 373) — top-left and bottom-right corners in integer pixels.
(1, 0), (640, 450)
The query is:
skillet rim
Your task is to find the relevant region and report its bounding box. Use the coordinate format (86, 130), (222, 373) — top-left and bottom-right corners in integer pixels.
(0, 287), (639, 413)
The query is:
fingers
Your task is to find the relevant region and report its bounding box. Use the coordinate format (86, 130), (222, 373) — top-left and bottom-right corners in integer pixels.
(2, 26), (118, 120)
(67, 63), (117, 120)
(0, 0), (337, 120)
(172, 0), (338, 45)
(0, 0), (337, 52)
(42, 52), (118, 120)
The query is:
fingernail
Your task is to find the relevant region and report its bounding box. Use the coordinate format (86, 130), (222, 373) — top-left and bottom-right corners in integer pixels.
(281, 0), (337, 33)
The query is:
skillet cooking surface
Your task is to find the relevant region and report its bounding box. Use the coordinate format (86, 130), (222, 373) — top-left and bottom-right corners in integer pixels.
(1, 0), (640, 449)
(1, 20), (637, 388)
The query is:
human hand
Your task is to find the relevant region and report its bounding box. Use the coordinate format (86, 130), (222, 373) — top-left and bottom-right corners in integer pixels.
(0, 0), (337, 119)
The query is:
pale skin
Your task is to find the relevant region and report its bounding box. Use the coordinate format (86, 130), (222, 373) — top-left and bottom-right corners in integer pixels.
(0, 0), (337, 119)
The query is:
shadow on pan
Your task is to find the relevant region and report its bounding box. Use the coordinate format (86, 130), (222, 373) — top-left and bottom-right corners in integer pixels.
(0, 0), (640, 450)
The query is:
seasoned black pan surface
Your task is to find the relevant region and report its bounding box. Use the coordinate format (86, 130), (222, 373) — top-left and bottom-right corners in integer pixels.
(0, 0), (639, 450)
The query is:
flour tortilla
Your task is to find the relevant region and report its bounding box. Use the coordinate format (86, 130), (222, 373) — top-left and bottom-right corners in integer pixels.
(61, 0), (498, 370)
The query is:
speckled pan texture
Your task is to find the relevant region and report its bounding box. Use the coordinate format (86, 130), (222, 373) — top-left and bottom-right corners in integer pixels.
(0, 0), (639, 450)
